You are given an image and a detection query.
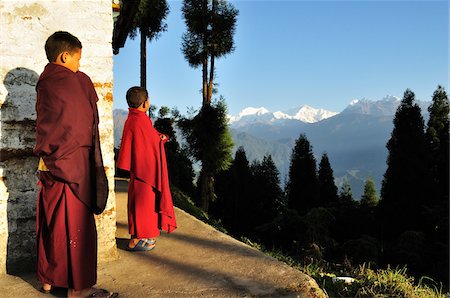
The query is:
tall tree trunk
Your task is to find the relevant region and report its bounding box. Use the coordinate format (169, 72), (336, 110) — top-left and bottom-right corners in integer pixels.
(140, 28), (147, 89)
(208, 55), (215, 102)
(202, 59), (208, 106)
(202, 0), (209, 106)
(140, 28), (151, 117)
(199, 169), (214, 211)
(207, 0), (216, 103)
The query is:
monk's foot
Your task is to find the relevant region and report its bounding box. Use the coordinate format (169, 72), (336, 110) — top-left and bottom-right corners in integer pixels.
(40, 283), (51, 294)
(127, 238), (156, 251)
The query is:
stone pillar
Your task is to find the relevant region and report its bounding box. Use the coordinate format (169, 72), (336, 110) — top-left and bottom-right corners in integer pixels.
(0, 0), (118, 274)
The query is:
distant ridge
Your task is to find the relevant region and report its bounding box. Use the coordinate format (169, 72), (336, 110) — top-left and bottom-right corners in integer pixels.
(113, 97), (431, 198)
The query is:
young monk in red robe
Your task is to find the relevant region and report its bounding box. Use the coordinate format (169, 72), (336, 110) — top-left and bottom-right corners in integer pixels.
(117, 87), (177, 251)
(34, 31), (117, 298)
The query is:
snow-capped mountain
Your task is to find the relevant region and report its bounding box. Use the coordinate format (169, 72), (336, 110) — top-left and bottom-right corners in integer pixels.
(113, 95), (432, 198)
(342, 95), (401, 116)
(229, 105), (338, 127)
(228, 107), (272, 126)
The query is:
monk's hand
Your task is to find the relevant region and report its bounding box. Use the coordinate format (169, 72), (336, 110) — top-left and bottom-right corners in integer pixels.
(160, 134), (169, 141)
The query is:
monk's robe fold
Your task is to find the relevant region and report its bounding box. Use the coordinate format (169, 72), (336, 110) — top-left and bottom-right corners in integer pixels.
(117, 109), (177, 234)
(34, 63), (103, 290)
(34, 63), (107, 212)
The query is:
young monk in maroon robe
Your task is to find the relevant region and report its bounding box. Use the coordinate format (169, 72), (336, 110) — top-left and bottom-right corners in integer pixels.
(117, 87), (177, 251)
(34, 31), (117, 298)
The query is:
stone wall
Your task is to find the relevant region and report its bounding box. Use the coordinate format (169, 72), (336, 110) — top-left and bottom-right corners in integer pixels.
(0, 0), (118, 274)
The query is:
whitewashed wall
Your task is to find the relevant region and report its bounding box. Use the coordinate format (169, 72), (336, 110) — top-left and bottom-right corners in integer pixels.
(0, 0), (118, 274)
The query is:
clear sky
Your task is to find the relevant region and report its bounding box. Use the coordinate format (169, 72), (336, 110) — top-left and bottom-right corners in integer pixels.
(112, 0), (449, 115)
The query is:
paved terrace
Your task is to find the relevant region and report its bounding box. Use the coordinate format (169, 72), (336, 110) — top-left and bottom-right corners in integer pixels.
(0, 180), (325, 298)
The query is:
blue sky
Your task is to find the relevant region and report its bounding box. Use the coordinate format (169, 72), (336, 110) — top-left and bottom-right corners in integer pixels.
(112, 0), (449, 115)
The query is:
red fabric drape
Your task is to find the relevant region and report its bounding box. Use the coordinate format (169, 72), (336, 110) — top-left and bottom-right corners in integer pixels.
(117, 109), (177, 233)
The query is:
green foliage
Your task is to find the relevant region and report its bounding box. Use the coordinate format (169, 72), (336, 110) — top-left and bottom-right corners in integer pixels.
(130, 0), (169, 40)
(181, 0), (238, 105)
(179, 98), (234, 210)
(302, 261), (445, 298)
(360, 176), (379, 207)
(355, 266), (445, 298)
(286, 134), (319, 214)
(179, 99), (233, 175)
(181, 0), (238, 68)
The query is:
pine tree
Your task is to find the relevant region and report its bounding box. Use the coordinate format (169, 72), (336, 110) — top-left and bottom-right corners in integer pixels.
(424, 86), (449, 286)
(179, 98), (234, 211)
(286, 134), (319, 214)
(426, 86), (449, 205)
(250, 155), (283, 225)
(318, 153), (338, 207)
(213, 147), (251, 236)
(360, 176), (379, 207)
(381, 89), (429, 235)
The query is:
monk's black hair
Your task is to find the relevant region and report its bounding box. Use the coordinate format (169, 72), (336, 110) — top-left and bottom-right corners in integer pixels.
(45, 31), (82, 63)
(126, 86), (148, 108)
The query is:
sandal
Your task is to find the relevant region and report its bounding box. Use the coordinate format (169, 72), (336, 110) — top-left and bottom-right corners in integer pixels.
(146, 238), (156, 245)
(126, 239), (156, 251)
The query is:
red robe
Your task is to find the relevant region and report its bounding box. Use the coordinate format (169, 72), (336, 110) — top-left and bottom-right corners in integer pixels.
(34, 63), (103, 290)
(117, 109), (177, 238)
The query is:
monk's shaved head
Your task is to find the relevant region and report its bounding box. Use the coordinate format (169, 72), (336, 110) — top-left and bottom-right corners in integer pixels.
(126, 86), (148, 108)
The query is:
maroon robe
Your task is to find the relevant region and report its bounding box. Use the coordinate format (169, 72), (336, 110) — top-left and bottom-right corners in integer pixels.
(34, 63), (102, 290)
(117, 109), (177, 238)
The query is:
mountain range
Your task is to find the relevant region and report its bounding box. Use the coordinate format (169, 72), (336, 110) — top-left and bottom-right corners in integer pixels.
(113, 95), (431, 199)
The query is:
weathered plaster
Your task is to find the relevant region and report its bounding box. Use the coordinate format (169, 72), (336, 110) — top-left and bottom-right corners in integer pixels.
(0, 0), (117, 274)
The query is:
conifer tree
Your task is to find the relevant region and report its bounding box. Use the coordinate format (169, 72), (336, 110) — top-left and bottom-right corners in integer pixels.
(360, 176), (379, 207)
(286, 134), (319, 214)
(425, 86), (449, 285)
(154, 107), (195, 196)
(381, 89), (429, 234)
(250, 155), (283, 225)
(339, 179), (354, 205)
(213, 147), (251, 235)
(426, 86), (449, 205)
(318, 153), (338, 207)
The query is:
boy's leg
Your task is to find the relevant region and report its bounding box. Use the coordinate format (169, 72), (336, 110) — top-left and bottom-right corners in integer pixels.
(37, 172), (97, 291)
(127, 178), (160, 248)
(36, 172), (70, 289)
